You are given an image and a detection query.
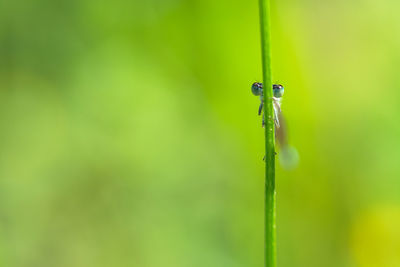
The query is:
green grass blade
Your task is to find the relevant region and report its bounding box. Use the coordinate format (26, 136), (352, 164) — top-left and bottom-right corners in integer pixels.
(258, 0), (276, 266)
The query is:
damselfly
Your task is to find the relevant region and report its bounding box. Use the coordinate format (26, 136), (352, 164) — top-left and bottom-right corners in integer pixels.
(251, 82), (284, 128)
(251, 82), (299, 168)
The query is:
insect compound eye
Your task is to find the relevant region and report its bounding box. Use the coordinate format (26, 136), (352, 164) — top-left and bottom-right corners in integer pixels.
(272, 84), (284, 98)
(251, 82), (263, 96)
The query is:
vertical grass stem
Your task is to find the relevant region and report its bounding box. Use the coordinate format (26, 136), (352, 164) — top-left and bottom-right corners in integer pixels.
(258, 0), (276, 266)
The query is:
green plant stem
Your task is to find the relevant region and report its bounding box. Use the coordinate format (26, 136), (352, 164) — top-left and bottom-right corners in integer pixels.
(258, 0), (276, 266)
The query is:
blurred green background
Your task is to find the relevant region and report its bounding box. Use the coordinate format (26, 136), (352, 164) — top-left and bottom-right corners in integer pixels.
(1, 0), (400, 266)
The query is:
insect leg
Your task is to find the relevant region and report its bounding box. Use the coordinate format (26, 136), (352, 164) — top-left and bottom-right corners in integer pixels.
(262, 113), (265, 128)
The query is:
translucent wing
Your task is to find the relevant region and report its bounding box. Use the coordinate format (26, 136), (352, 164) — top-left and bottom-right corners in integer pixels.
(272, 97), (281, 128)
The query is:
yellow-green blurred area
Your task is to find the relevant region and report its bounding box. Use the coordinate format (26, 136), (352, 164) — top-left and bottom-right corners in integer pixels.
(1, 0), (400, 266)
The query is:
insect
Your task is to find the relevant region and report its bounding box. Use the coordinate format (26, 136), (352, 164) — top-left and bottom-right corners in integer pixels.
(251, 82), (284, 128)
(251, 82), (299, 168)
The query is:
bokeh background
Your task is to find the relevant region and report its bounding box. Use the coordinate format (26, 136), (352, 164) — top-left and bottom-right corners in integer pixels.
(1, 0), (400, 266)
